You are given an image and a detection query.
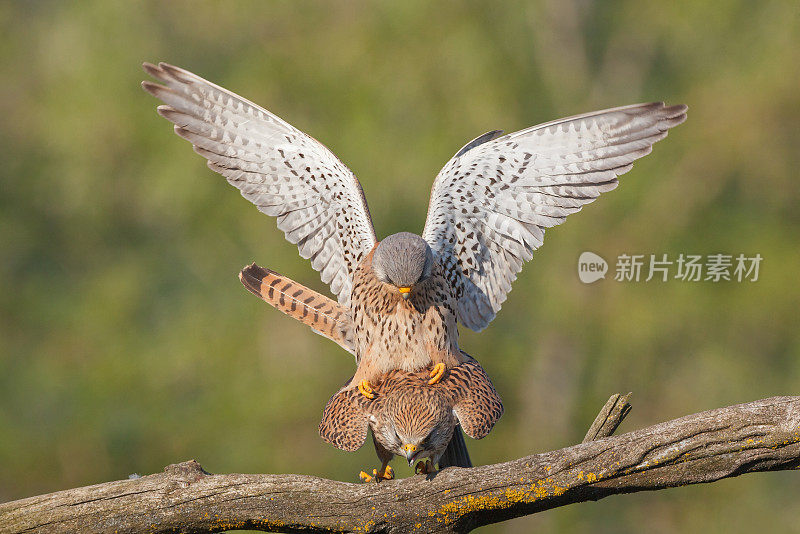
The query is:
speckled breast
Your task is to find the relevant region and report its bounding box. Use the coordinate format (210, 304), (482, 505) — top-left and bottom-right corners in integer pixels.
(349, 252), (460, 374)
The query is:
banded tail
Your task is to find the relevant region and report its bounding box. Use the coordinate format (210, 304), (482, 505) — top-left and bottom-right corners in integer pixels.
(239, 263), (356, 356)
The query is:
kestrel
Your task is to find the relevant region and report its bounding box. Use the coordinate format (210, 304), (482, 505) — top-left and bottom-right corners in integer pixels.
(318, 355), (503, 481)
(142, 62), (688, 398)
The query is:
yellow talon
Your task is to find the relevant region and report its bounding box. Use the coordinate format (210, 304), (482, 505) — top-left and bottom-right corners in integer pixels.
(360, 466), (393, 482)
(428, 363), (445, 385)
(358, 379), (375, 399)
(377, 465), (394, 480)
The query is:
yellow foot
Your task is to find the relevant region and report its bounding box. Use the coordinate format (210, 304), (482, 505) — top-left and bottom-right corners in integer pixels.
(428, 363), (445, 385)
(359, 466), (394, 482)
(414, 460), (435, 475)
(358, 379), (375, 399)
(376, 465), (394, 480)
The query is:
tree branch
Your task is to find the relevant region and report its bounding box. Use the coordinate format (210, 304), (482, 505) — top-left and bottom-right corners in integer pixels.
(2, 396), (798, 534)
(582, 392), (633, 442)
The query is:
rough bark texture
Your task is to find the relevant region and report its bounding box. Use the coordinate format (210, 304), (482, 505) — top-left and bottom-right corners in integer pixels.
(2, 396), (798, 534)
(582, 392), (632, 443)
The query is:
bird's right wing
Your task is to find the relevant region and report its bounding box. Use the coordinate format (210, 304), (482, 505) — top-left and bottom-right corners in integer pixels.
(143, 62), (377, 305)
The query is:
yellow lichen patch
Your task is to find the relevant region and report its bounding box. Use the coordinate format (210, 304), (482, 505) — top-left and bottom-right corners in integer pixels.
(530, 479), (555, 499)
(436, 492), (507, 521)
(209, 517), (285, 531)
(354, 518), (376, 532)
(434, 478), (575, 524)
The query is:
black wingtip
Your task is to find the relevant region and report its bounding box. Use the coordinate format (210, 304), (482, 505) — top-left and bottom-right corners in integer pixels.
(142, 61), (164, 80)
(454, 130), (505, 158)
(140, 79), (163, 96)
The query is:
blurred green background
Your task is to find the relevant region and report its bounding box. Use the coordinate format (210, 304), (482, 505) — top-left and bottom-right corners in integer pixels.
(1, 1), (798, 532)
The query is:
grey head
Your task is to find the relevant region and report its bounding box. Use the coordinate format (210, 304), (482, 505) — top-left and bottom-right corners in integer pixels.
(373, 385), (456, 466)
(372, 232), (434, 300)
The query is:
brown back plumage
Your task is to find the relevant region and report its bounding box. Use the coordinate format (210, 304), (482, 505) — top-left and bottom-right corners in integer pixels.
(319, 355), (503, 456)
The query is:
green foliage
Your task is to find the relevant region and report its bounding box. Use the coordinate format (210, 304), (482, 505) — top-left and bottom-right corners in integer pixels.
(1, 1), (798, 532)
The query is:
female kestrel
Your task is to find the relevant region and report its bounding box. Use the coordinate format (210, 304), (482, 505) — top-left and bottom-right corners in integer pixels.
(142, 62), (687, 398)
(318, 355), (503, 481)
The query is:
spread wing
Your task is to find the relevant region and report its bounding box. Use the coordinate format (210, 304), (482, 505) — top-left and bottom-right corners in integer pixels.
(423, 103), (687, 330)
(142, 62), (376, 305)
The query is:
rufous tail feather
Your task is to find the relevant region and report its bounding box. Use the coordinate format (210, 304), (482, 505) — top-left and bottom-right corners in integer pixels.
(239, 263), (355, 355)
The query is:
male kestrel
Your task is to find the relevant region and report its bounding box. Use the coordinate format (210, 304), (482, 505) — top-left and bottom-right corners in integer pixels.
(318, 355), (503, 481)
(142, 62), (687, 399)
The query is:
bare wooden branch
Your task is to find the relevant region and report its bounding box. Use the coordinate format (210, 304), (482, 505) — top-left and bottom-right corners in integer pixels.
(2, 396), (798, 534)
(583, 392), (633, 442)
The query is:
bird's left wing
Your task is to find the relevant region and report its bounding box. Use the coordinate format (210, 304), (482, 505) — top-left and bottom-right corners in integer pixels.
(142, 63), (376, 305)
(449, 355), (503, 440)
(423, 103), (687, 331)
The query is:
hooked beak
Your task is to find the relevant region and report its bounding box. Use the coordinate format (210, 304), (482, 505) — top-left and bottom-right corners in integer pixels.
(398, 286), (412, 300)
(402, 443), (419, 465)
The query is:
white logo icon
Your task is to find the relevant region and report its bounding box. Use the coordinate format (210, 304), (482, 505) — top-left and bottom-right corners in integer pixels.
(578, 252), (608, 284)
